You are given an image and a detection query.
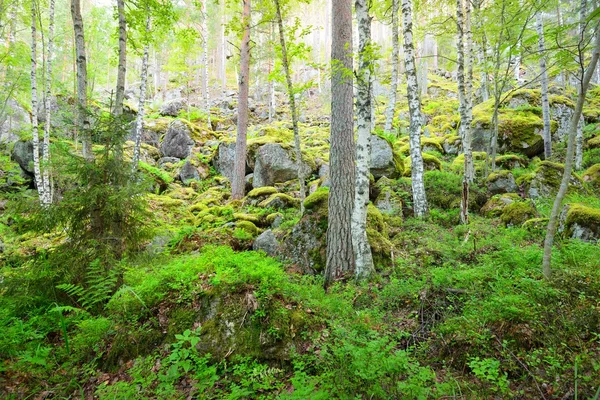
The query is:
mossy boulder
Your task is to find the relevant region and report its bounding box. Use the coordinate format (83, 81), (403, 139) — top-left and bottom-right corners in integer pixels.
(253, 143), (314, 188)
(495, 154), (528, 170)
(259, 193), (300, 209)
(480, 193), (522, 217)
(522, 161), (584, 199)
(372, 177), (404, 216)
(558, 203), (600, 241)
(424, 170), (488, 211)
(582, 164), (600, 189)
(367, 228), (394, 267)
(403, 153), (442, 177)
(303, 187), (330, 214)
(588, 136), (600, 149)
(486, 170), (518, 195)
(370, 134), (404, 178)
(500, 200), (537, 227)
(235, 220), (259, 236)
(247, 186), (278, 198)
(442, 134), (461, 155)
(421, 137), (445, 154)
(233, 213), (261, 225)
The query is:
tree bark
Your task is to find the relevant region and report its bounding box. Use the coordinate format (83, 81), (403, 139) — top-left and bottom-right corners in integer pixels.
(231, 0), (251, 200)
(324, 0), (355, 288)
(536, 12), (552, 160)
(401, 0), (428, 217)
(274, 0), (306, 214)
(575, 0), (587, 170)
(352, 0), (375, 279)
(202, 0), (211, 126)
(383, 0), (399, 134)
(30, 1), (45, 204)
(71, 0), (93, 161)
(114, 0), (127, 116)
(542, 25), (600, 279)
(42, 0), (56, 205)
(132, 17), (151, 171)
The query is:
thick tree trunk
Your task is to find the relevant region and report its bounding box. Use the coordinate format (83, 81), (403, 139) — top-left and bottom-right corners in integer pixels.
(536, 12), (552, 160)
(114, 0), (127, 116)
(352, 0), (375, 279)
(42, 0), (56, 205)
(401, 0), (428, 217)
(324, 0), (355, 288)
(202, 0), (211, 126)
(383, 0), (399, 134)
(274, 0), (306, 214)
(231, 0), (251, 200)
(71, 0), (93, 161)
(132, 18), (151, 171)
(543, 29), (600, 279)
(30, 2), (45, 204)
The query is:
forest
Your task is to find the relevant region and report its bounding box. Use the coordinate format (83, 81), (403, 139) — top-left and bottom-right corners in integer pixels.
(0, 0), (600, 397)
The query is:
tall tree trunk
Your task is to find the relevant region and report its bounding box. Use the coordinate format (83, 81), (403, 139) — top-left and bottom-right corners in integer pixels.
(42, 0), (56, 205)
(383, 0), (399, 134)
(324, 0), (355, 288)
(30, 1), (45, 204)
(401, 0), (428, 217)
(542, 27), (600, 279)
(575, 0), (587, 170)
(202, 0), (211, 126)
(231, 0), (251, 200)
(536, 12), (552, 160)
(274, 0), (306, 214)
(71, 0), (93, 161)
(352, 0), (375, 279)
(221, 0), (226, 95)
(114, 0), (127, 116)
(268, 22), (275, 122)
(132, 18), (151, 171)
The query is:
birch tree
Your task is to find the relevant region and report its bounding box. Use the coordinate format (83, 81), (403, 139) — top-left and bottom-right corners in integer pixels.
(401, 0), (427, 217)
(536, 11), (552, 160)
(542, 23), (600, 279)
(383, 0), (399, 134)
(71, 0), (93, 161)
(324, 0), (355, 288)
(202, 0), (211, 126)
(30, 1), (45, 204)
(352, 0), (375, 279)
(42, 0), (56, 205)
(575, 0), (587, 171)
(115, 0), (127, 116)
(231, 0), (251, 200)
(273, 0), (306, 213)
(132, 17), (151, 171)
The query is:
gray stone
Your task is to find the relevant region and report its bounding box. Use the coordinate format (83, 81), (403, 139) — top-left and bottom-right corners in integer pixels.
(471, 123), (492, 152)
(159, 98), (188, 117)
(11, 140), (35, 174)
(160, 120), (194, 159)
(158, 157), (181, 167)
(179, 161), (200, 184)
(252, 143), (313, 188)
(212, 142), (236, 180)
(252, 230), (280, 257)
(0, 100), (29, 145)
(369, 134), (400, 178)
(487, 172), (518, 195)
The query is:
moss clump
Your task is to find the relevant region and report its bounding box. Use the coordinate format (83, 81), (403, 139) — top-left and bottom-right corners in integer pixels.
(367, 203), (386, 234)
(366, 228), (393, 265)
(236, 220), (259, 236)
(522, 217), (549, 232)
(259, 193), (300, 209)
(480, 193), (522, 217)
(495, 154), (528, 170)
(233, 213), (261, 224)
(582, 164), (600, 188)
(421, 137), (445, 153)
(566, 204), (600, 227)
(266, 212), (283, 224)
(500, 201), (537, 227)
(403, 153), (442, 176)
(304, 187), (329, 212)
(189, 202), (209, 213)
(588, 136), (600, 149)
(487, 169), (513, 183)
(165, 185), (198, 201)
(247, 186), (278, 198)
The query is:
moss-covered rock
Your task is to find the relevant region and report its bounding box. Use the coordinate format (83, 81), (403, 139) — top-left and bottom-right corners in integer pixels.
(442, 134), (461, 155)
(588, 136), (600, 149)
(558, 203), (600, 241)
(235, 220), (259, 236)
(372, 177), (404, 216)
(403, 153), (442, 177)
(259, 193), (300, 209)
(366, 228), (394, 267)
(500, 201), (537, 227)
(495, 154), (528, 170)
(303, 187), (329, 213)
(486, 170), (518, 195)
(233, 213), (261, 225)
(523, 161), (584, 199)
(480, 193), (522, 217)
(421, 137), (445, 154)
(247, 186), (278, 198)
(582, 164), (600, 189)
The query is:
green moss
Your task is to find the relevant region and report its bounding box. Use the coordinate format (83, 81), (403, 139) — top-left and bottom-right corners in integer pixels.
(421, 137), (444, 153)
(480, 193), (522, 217)
(236, 220), (259, 236)
(588, 136), (600, 149)
(266, 212), (283, 224)
(259, 193), (300, 209)
(189, 202), (209, 213)
(500, 201), (537, 227)
(495, 154), (528, 169)
(487, 169), (513, 183)
(366, 228), (393, 265)
(566, 204), (600, 227)
(522, 217), (549, 232)
(367, 203), (386, 233)
(403, 153), (442, 176)
(233, 213), (261, 224)
(582, 164), (600, 188)
(304, 187), (329, 211)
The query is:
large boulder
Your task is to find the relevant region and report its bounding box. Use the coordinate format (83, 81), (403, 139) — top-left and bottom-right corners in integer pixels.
(159, 98), (188, 117)
(179, 160), (200, 185)
(471, 123), (492, 152)
(486, 170), (518, 195)
(252, 230), (280, 257)
(11, 140), (35, 174)
(521, 161), (584, 199)
(372, 177), (404, 216)
(0, 100), (29, 145)
(212, 142), (253, 181)
(252, 143), (313, 188)
(370, 135), (402, 178)
(558, 203), (600, 242)
(160, 120), (194, 159)
(550, 102), (575, 142)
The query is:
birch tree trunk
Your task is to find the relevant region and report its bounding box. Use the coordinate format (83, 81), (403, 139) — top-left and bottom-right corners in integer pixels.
(401, 0), (428, 217)
(42, 0), (56, 205)
(30, 2), (45, 204)
(383, 0), (399, 134)
(114, 0), (127, 116)
(221, 0), (226, 95)
(202, 0), (211, 126)
(231, 0), (251, 200)
(352, 0), (375, 279)
(324, 0), (355, 288)
(542, 27), (600, 279)
(71, 0), (93, 161)
(536, 12), (552, 160)
(132, 18), (151, 171)
(575, 0), (587, 170)
(274, 0), (306, 214)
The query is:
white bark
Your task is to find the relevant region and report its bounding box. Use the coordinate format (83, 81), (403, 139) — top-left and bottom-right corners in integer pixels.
(221, 0), (226, 95)
(575, 0), (587, 170)
(352, 0), (375, 279)
(202, 0), (211, 126)
(115, 0), (127, 116)
(383, 0), (399, 134)
(536, 12), (552, 160)
(401, 0), (428, 217)
(132, 18), (151, 171)
(42, 0), (55, 205)
(30, 2), (45, 204)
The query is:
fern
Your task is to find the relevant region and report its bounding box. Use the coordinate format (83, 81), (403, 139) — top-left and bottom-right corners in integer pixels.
(56, 259), (119, 312)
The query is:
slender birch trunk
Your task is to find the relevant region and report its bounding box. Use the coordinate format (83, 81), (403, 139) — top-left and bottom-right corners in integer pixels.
(221, 0), (226, 95)
(401, 0), (428, 217)
(383, 0), (399, 134)
(274, 0), (306, 215)
(114, 0), (127, 116)
(132, 18), (151, 171)
(352, 0), (375, 279)
(31, 2), (45, 204)
(42, 0), (56, 205)
(536, 12), (552, 160)
(575, 0), (587, 170)
(324, 0), (355, 288)
(202, 0), (211, 126)
(542, 26), (600, 279)
(71, 0), (93, 161)
(231, 0), (251, 200)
